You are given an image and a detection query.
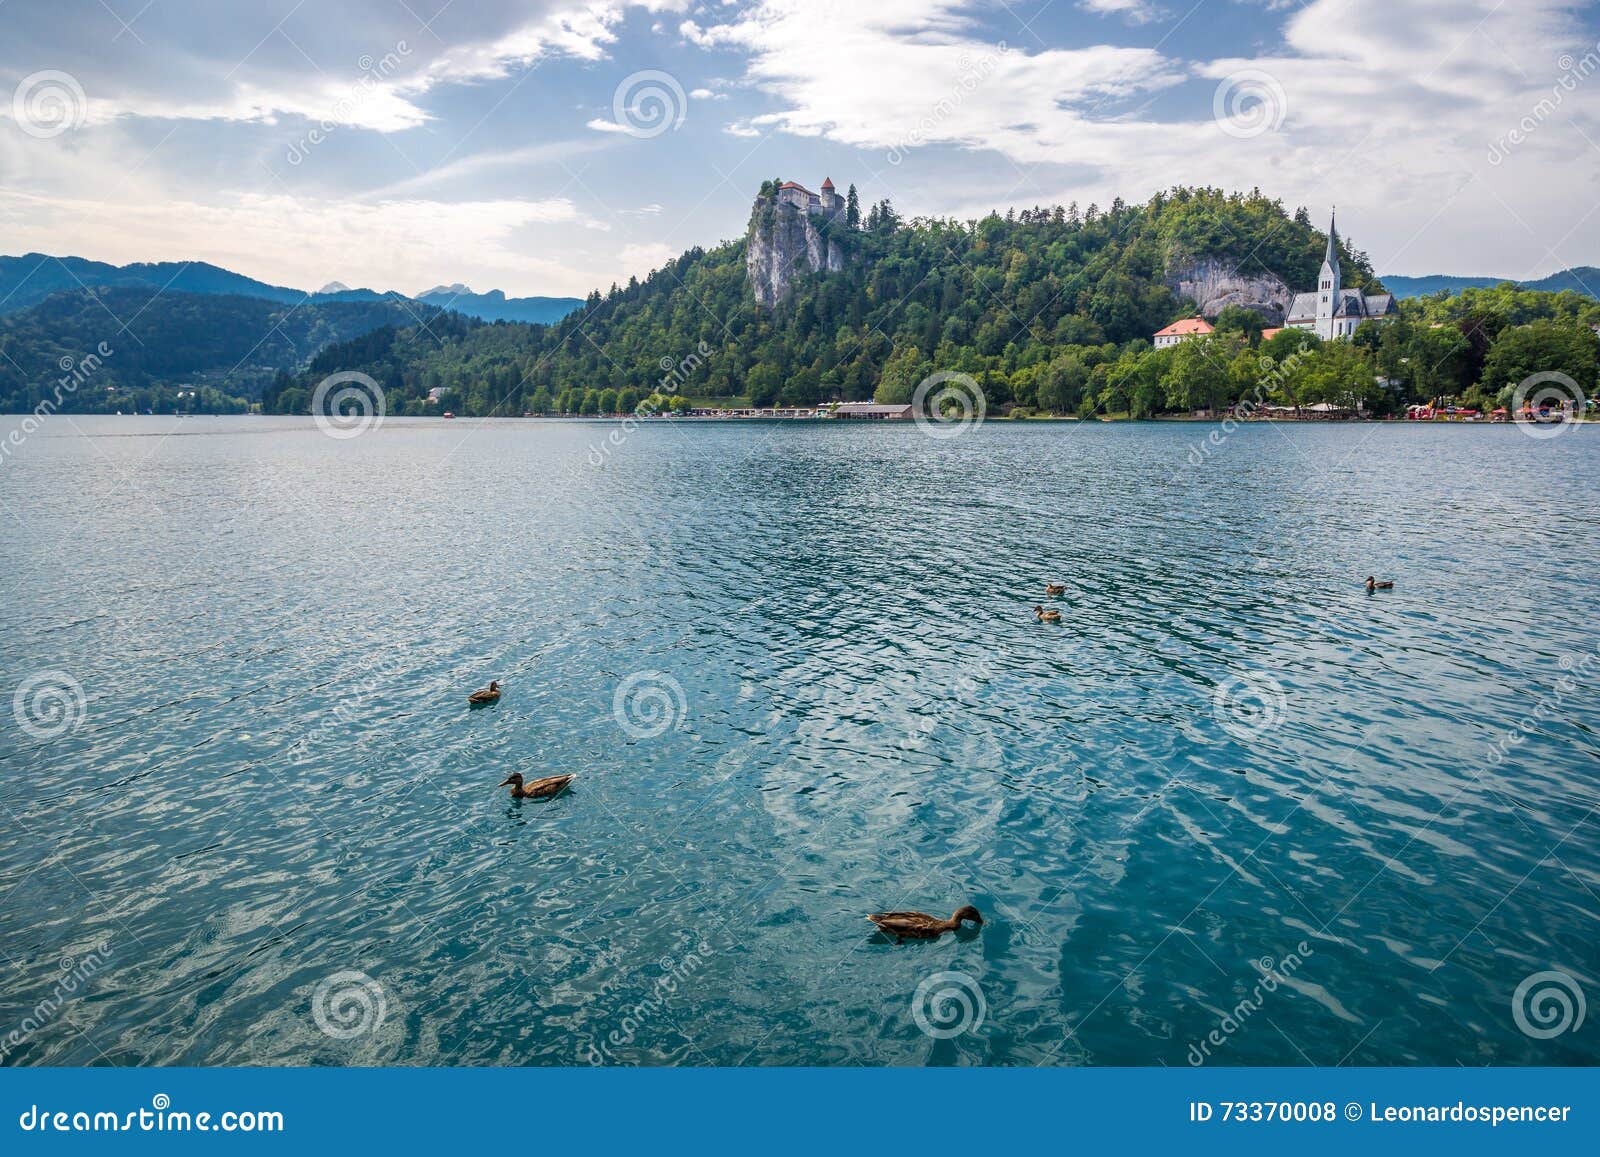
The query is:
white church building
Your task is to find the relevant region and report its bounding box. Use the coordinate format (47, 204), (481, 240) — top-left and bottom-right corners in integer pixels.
(1286, 212), (1396, 340)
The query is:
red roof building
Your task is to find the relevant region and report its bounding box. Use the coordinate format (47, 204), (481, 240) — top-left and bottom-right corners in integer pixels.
(1152, 316), (1215, 348)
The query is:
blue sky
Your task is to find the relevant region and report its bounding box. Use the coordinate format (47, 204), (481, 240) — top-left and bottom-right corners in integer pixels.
(2, 0), (1597, 297)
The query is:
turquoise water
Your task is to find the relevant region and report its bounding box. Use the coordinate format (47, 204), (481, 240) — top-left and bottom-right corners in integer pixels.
(1, 415), (1596, 1066)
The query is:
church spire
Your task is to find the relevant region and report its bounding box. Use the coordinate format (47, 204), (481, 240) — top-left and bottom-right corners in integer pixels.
(1316, 207), (1342, 336)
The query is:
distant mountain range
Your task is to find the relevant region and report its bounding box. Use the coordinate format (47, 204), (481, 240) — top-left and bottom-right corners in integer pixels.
(1380, 266), (1600, 299)
(0, 286), (461, 413)
(412, 283), (588, 324)
(0, 254), (584, 324)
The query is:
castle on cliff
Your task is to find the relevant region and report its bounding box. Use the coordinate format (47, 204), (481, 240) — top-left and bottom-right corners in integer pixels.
(775, 177), (844, 219)
(747, 177), (851, 307)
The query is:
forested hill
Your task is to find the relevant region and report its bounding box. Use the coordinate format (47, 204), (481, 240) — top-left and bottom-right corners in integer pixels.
(0, 289), (453, 414)
(277, 187), (1390, 417)
(1382, 267), (1600, 300)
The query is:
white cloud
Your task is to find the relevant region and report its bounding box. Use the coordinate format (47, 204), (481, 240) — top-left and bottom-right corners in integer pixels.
(0, 2), (654, 136)
(618, 241), (676, 275)
(0, 188), (607, 297)
(1078, 0), (1168, 25)
(691, 0), (1181, 160)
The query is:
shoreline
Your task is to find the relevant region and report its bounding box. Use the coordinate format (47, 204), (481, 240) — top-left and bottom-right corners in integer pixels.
(5, 412), (1589, 428)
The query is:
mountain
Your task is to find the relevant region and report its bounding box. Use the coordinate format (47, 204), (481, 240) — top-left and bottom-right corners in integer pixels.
(0, 253), (412, 313)
(0, 288), (457, 413)
(1381, 266), (1600, 299)
(412, 285), (583, 324)
(0, 253), (581, 323)
(0, 254), (305, 313)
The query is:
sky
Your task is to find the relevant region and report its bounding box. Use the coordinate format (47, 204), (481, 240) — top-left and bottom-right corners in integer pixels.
(1, 0), (1597, 298)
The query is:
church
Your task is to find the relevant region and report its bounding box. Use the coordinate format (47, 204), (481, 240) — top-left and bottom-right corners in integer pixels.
(1285, 212), (1396, 340)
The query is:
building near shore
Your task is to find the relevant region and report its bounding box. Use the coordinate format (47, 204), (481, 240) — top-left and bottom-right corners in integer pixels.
(1286, 211), (1397, 340)
(832, 402), (913, 420)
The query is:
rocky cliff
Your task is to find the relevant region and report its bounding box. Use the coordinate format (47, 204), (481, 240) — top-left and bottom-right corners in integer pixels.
(1165, 258), (1293, 323)
(746, 193), (847, 308)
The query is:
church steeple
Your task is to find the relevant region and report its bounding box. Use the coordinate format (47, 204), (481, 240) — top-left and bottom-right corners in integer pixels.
(1317, 207), (1341, 335)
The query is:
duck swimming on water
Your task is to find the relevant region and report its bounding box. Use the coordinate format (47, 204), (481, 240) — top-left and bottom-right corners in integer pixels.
(1044, 583), (1067, 597)
(868, 906), (984, 944)
(498, 772), (574, 800)
(1364, 576), (1394, 592)
(1033, 605), (1062, 623)
(468, 680), (501, 705)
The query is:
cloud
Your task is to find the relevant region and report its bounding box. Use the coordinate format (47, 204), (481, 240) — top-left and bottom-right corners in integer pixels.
(697, 0), (1180, 160)
(0, 187), (607, 296)
(618, 241), (676, 274)
(1078, 0), (1168, 25)
(0, 1), (641, 135)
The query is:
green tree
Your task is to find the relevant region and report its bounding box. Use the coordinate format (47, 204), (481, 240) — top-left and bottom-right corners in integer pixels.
(1163, 338), (1231, 412)
(1481, 320), (1599, 396)
(874, 344), (926, 404)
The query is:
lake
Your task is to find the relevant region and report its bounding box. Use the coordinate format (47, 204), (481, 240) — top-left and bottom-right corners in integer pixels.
(1, 415), (1595, 1066)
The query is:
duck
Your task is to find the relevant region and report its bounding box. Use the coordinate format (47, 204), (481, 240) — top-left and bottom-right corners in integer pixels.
(498, 772), (574, 800)
(468, 680), (501, 705)
(1364, 576), (1394, 592)
(868, 905), (984, 944)
(1033, 604), (1062, 623)
(1044, 583), (1067, 597)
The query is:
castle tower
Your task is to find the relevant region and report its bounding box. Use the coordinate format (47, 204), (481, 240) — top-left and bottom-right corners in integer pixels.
(820, 176), (840, 216)
(1316, 209), (1341, 340)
